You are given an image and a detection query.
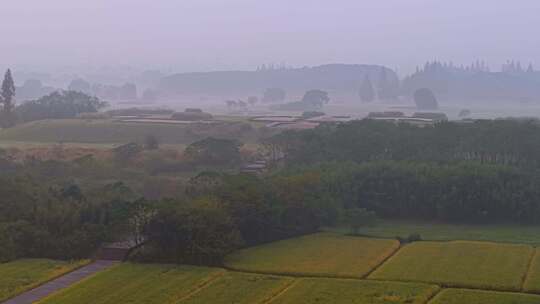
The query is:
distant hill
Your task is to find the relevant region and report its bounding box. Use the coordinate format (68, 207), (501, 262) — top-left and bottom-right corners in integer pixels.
(158, 64), (398, 100)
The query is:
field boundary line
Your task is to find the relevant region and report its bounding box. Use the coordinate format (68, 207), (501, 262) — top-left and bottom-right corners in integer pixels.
(521, 248), (537, 292)
(174, 270), (226, 303)
(361, 241), (404, 279)
(425, 287), (443, 304)
(260, 278), (300, 304)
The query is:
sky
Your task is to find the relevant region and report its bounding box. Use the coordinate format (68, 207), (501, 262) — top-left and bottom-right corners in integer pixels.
(1, 0), (540, 74)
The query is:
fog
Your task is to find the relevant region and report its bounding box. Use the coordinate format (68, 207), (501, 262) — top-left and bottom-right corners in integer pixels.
(1, 0), (539, 74)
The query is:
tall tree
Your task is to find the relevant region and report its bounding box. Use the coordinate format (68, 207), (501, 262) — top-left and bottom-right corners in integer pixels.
(0, 69), (16, 127)
(359, 75), (375, 103)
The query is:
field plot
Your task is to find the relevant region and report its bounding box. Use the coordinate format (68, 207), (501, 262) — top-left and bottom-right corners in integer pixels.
(369, 241), (533, 291)
(523, 249), (540, 293)
(225, 232), (400, 278)
(0, 259), (88, 302)
(39, 263), (224, 304)
(327, 219), (540, 246)
(430, 289), (540, 304)
(271, 278), (439, 304)
(181, 272), (293, 304)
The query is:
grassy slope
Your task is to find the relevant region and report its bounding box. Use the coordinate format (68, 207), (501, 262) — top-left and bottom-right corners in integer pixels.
(369, 241), (533, 291)
(181, 272), (293, 304)
(327, 219), (540, 246)
(0, 259), (88, 302)
(431, 289), (540, 304)
(272, 278), (439, 304)
(225, 232), (399, 278)
(39, 263), (224, 304)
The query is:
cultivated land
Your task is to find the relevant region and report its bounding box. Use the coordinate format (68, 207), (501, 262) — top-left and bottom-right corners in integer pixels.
(0, 118), (263, 144)
(270, 278), (439, 304)
(369, 241), (534, 291)
(327, 219), (540, 246)
(224, 232), (400, 278)
(430, 289), (540, 304)
(38, 263), (224, 304)
(524, 249), (540, 293)
(181, 272), (293, 304)
(0, 259), (88, 302)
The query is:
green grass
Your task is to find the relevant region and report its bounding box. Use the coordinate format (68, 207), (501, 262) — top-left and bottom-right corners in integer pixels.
(39, 263), (224, 304)
(272, 278), (439, 304)
(430, 289), (540, 304)
(523, 249), (540, 293)
(0, 118), (262, 144)
(326, 219), (540, 246)
(181, 272), (293, 304)
(225, 232), (400, 278)
(369, 241), (534, 291)
(0, 259), (88, 302)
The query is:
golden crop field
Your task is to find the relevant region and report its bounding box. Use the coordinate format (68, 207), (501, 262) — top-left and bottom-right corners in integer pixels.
(271, 278), (439, 304)
(0, 259), (88, 302)
(430, 289), (540, 304)
(369, 241), (534, 291)
(181, 272), (294, 304)
(224, 232), (400, 278)
(39, 263), (224, 304)
(523, 248), (540, 293)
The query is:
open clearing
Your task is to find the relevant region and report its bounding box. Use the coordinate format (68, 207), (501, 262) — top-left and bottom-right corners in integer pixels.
(523, 249), (540, 293)
(271, 278), (439, 304)
(327, 219), (540, 246)
(38, 263), (224, 304)
(369, 241), (533, 291)
(181, 272), (293, 304)
(430, 289), (540, 304)
(224, 232), (400, 278)
(0, 259), (88, 302)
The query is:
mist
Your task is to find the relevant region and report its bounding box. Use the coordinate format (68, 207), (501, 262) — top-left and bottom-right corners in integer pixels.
(2, 0), (540, 74)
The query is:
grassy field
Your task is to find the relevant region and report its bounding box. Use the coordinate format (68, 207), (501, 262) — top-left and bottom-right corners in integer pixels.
(0, 118), (263, 144)
(224, 232), (400, 278)
(0, 259), (88, 302)
(181, 272), (293, 304)
(523, 249), (540, 293)
(369, 241), (534, 291)
(430, 289), (540, 304)
(39, 263), (224, 304)
(271, 278), (439, 304)
(326, 219), (540, 246)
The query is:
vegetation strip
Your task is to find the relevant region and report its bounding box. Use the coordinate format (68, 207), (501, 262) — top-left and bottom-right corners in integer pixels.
(173, 270), (226, 302)
(260, 278), (299, 304)
(521, 248), (537, 292)
(428, 288), (540, 304)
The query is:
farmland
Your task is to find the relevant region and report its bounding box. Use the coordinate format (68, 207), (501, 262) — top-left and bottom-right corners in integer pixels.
(430, 289), (540, 304)
(369, 241), (534, 291)
(0, 259), (88, 302)
(523, 249), (540, 293)
(39, 263), (225, 304)
(224, 232), (400, 278)
(181, 272), (293, 304)
(327, 219), (540, 246)
(270, 278), (439, 304)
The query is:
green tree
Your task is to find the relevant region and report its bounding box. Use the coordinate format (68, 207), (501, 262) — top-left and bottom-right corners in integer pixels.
(0, 69), (16, 128)
(301, 89), (330, 108)
(414, 88), (439, 110)
(359, 75), (375, 103)
(185, 137), (243, 166)
(343, 208), (377, 235)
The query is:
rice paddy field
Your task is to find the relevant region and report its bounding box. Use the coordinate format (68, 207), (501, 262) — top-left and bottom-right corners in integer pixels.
(181, 272), (293, 304)
(0, 259), (88, 302)
(523, 249), (540, 293)
(270, 278), (439, 304)
(39, 263), (225, 304)
(369, 241), (534, 291)
(430, 289), (540, 304)
(224, 232), (400, 278)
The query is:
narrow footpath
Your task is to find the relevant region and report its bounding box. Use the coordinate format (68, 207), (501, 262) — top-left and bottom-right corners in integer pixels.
(2, 260), (117, 304)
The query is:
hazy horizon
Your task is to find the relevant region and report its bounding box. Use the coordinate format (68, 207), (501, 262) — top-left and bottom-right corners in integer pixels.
(2, 0), (540, 75)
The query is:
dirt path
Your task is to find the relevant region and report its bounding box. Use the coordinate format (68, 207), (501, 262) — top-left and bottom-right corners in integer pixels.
(2, 260), (117, 304)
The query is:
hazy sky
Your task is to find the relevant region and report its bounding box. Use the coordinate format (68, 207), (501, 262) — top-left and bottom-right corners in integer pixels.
(2, 0), (540, 74)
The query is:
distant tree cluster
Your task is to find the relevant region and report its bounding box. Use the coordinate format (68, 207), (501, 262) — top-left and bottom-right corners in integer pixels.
(68, 78), (138, 100)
